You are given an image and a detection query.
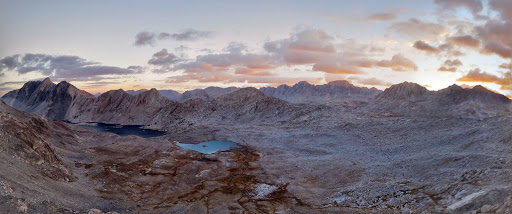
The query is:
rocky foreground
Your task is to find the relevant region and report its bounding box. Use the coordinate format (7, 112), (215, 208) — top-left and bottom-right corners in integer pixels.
(1, 78), (512, 213)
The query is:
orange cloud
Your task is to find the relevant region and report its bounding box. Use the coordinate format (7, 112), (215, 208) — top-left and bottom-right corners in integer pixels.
(159, 29), (420, 86)
(376, 54), (418, 72)
(438, 43), (465, 57)
(482, 42), (512, 58)
(444, 59), (463, 67)
(389, 18), (448, 39)
(438, 59), (463, 72)
(499, 62), (512, 70)
(438, 67), (457, 72)
(234, 67), (273, 76)
(446, 35), (480, 49)
(457, 68), (512, 90)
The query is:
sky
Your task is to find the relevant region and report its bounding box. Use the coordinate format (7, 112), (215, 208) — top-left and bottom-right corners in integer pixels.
(0, 0), (511, 97)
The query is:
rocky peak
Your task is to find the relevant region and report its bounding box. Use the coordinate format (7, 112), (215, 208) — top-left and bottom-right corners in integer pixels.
(295, 81), (311, 86)
(180, 89), (211, 102)
(276, 84), (291, 90)
(437, 84), (510, 104)
(216, 87), (287, 111)
(204, 86), (239, 98)
(132, 88), (171, 106)
(327, 80), (354, 87)
(471, 85), (488, 92)
(447, 84), (463, 90)
(41, 77), (52, 83)
(438, 84), (463, 95)
(136, 88), (158, 96)
(30, 78), (56, 94)
(469, 85), (511, 104)
(97, 89), (130, 101)
(158, 89), (182, 101)
(39, 77), (55, 88)
(377, 82), (429, 100)
(230, 87), (264, 97)
(136, 88), (162, 99)
(146, 88), (158, 94)
(125, 89), (148, 95)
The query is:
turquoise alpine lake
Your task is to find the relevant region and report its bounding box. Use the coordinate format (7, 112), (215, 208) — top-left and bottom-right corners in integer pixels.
(175, 141), (242, 154)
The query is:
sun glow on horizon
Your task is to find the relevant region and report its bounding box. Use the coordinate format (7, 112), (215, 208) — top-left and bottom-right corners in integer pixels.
(0, 0), (511, 98)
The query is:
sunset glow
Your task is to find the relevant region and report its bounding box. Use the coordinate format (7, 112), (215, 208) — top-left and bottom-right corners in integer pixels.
(1, 0), (511, 97)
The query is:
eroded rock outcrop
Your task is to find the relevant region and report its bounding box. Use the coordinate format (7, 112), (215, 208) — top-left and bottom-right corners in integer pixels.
(0, 100), (75, 182)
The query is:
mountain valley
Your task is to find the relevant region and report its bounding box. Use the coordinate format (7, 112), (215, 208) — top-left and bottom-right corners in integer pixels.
(1, 78), (512, 213)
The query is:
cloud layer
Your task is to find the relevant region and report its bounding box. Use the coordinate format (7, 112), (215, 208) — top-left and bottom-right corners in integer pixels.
(457, 68), (511, 90)
(434, 0), (483, 16)
(134, 29), (213, 46)
(0, 54), (141, 80)
(151, 29), (417, 84)
(365, 12), (396, 22)
(389, 18), (448, 39)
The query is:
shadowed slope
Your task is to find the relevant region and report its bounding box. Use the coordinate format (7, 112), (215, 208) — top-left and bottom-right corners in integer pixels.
(1, 78), (95, 120)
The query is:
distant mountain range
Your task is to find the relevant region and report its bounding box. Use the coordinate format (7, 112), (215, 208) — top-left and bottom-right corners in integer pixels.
(371, 82), (511, 118)
(1, 78), (510, 128)
(91, 80), (381, 103)
(98, 88), (183, 101)
(261, 80), (380, 103)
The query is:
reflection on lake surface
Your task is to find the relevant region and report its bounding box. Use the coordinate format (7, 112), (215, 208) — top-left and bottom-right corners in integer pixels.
(73, 122), (166, 138)
(175, 141), (242, 154)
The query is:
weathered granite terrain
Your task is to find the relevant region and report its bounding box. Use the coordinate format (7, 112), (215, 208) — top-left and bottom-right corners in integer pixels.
(260, 80), (380, 104)
(1, 78), (512, 213)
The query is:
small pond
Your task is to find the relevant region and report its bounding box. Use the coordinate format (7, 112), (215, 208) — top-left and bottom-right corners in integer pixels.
(175, 140), (242, 154)
(72, 122), (166, 138)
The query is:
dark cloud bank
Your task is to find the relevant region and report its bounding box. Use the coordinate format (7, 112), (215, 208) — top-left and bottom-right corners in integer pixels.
(0, 54), (141, 81)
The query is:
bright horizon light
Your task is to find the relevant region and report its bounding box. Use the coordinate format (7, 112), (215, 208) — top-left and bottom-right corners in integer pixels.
(0, 0), (511, 98)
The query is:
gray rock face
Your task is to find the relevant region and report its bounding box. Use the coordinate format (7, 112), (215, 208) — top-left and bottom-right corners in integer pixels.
(260, 80), (380, 104)
(1, 80), (305, 131)
(437, 84), (511, 106)
(376, 82), (429, 100)
(0, 100), (75, 182)
(126, 89), (182, 101)
(1, 78), (95, 120)
(3, 79), (511, 126)
(68, 88), (175, 125)
(203, 86), (239, 98)
(125, 89), (148, 96)
(372, 82), (512, 118)
(158, 89), (182, 101)
(179, 89), (211, 102)
(178, 86), (238, 102)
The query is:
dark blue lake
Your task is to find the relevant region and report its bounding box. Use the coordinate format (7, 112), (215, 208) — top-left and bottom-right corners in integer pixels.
(73, 122), (166, 138)
(175, 141), (242, 154)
